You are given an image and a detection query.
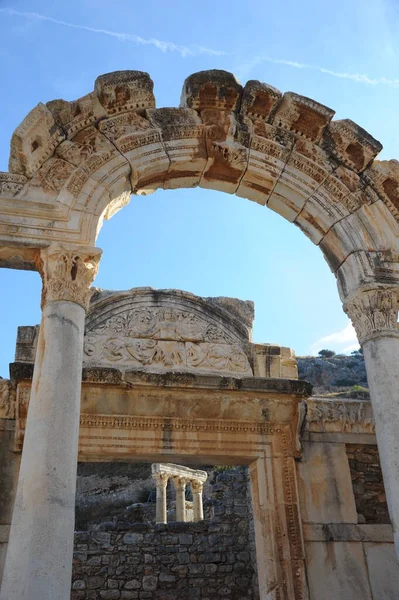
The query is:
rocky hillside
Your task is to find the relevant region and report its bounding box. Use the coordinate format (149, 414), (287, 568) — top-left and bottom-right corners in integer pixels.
(297, 353), (368, 396)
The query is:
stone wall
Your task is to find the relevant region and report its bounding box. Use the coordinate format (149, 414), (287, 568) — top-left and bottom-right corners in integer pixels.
(72, 467), (259, 600)
(346, 445), (390, 525)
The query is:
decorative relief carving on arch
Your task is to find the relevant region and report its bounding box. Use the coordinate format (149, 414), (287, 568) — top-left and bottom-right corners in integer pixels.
(1, 67), (399, 293)
(0, 172), (27, 196)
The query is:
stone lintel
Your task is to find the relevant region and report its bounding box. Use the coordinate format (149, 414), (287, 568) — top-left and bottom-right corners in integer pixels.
(9, 362), (312, 396)
(152, 462), (207, 483)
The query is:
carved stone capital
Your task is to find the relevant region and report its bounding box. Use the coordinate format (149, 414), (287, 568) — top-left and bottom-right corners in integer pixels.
(344, 288), (399, 345)
(154, 472), (169, 488)
(37, 245), (102, 310)
(191, 480), (204, 493)
(173, 476), (189, 492)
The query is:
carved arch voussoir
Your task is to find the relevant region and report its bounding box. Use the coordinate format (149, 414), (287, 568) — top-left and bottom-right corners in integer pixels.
(1, 68), (398, 282)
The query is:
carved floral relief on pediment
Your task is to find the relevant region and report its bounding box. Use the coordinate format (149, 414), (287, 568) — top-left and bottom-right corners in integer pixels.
(83, 305), (252, 376)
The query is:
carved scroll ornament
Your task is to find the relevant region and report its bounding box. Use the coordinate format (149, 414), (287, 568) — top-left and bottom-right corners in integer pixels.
(344, 288), (399, 344)
(37, 245), (102, 310)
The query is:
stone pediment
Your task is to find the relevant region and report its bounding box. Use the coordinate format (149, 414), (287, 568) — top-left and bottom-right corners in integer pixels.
(83, 288), (254, 376)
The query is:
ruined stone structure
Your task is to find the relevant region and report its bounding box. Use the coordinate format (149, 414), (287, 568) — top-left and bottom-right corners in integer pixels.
(151, 463), (208, 524)
(1, 69), (399, 599)
(72, 465), (260, 599)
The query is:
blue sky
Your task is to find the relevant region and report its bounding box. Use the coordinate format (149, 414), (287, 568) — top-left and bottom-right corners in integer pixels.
(0, 0), (398, 376)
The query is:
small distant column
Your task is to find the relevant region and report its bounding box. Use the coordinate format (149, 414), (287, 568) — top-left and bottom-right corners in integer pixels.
(191, 480), (204, 522)
(154, 472), (169, 524)
(174, 477), (189, 522)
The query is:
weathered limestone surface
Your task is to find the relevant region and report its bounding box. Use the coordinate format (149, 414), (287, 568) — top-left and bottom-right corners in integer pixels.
(0, 246), (101, 600)
(0, 302), (86, 600)
(344, 287), (399, 555)
(361, 335), (399, 554)
(364, 542), (399, 600)
(0, 419), (19, 584)
(296, 442), (357, 524)
(305, 541), (372, 600)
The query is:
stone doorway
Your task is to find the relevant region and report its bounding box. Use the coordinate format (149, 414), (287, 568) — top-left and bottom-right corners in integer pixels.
(72, 463), (259, 599)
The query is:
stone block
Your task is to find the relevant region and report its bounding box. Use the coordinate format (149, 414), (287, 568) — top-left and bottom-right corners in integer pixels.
(123, 533), (144, 545)
(179, 533), (193, 546)
(272, 92), (334, 142)
(364, 542), (399, 599)
(95, 71), (155, 114)
(100, 591), (121, 599)
(87, 576), (105, 589)
(305, 541), (372, 599)
(323, 119), (382, 173)
(296, 442), (357, 523)
(240, 80), (281, 123)
(142, 575), (158, 591)
(9, 103), (65, 177)
(124, 580), (141, 590)
(180, 70), (242, 112)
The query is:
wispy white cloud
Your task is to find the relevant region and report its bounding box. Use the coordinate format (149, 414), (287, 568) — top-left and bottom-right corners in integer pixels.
(310, 321), (359, 356)
(237, 55), (399, 88)
(0, 8), (226, 57)
(2, 8), (399, 88)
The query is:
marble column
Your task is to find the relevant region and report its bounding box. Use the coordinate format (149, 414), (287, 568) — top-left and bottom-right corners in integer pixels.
(174, 477), (188, 522)
(345, 287), (399, 557)
(191, 480), (204, 522)
(154, 473), (169, 524)
(0, 245), (101, 600)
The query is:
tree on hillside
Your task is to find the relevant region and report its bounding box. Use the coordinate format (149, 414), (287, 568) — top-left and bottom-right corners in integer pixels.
(318, 349), (336, 358)
(351, 348), (363, 356)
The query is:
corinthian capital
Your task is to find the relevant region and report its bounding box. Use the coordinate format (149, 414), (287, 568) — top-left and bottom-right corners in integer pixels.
(173, 476), (189, 492)
(37, 245), (102, 310)
(344, 288), (399, 345)
(154, 472), (169, 488)
(191, 480), (204, 493)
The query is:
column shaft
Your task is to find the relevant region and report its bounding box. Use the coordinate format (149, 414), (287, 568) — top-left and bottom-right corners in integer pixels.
(0, 300), (85, 600)
(175, 480), (187, 522)
(362, 335), (399, 555)
(192, 490), (204, 522)
(156, 482), (168, 524)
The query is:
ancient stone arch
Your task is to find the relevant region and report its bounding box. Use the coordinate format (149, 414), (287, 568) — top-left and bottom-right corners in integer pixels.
(1, 68), (399, 303)
(1, 69), (399, 600)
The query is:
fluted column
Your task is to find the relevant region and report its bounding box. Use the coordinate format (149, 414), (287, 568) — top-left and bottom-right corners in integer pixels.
(0, 245), (101, 600)
(344, 286), (399, 556)
(173, 477), (188, 522)
(191, 480), (204, 522)
(154, 472), (169, 524)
